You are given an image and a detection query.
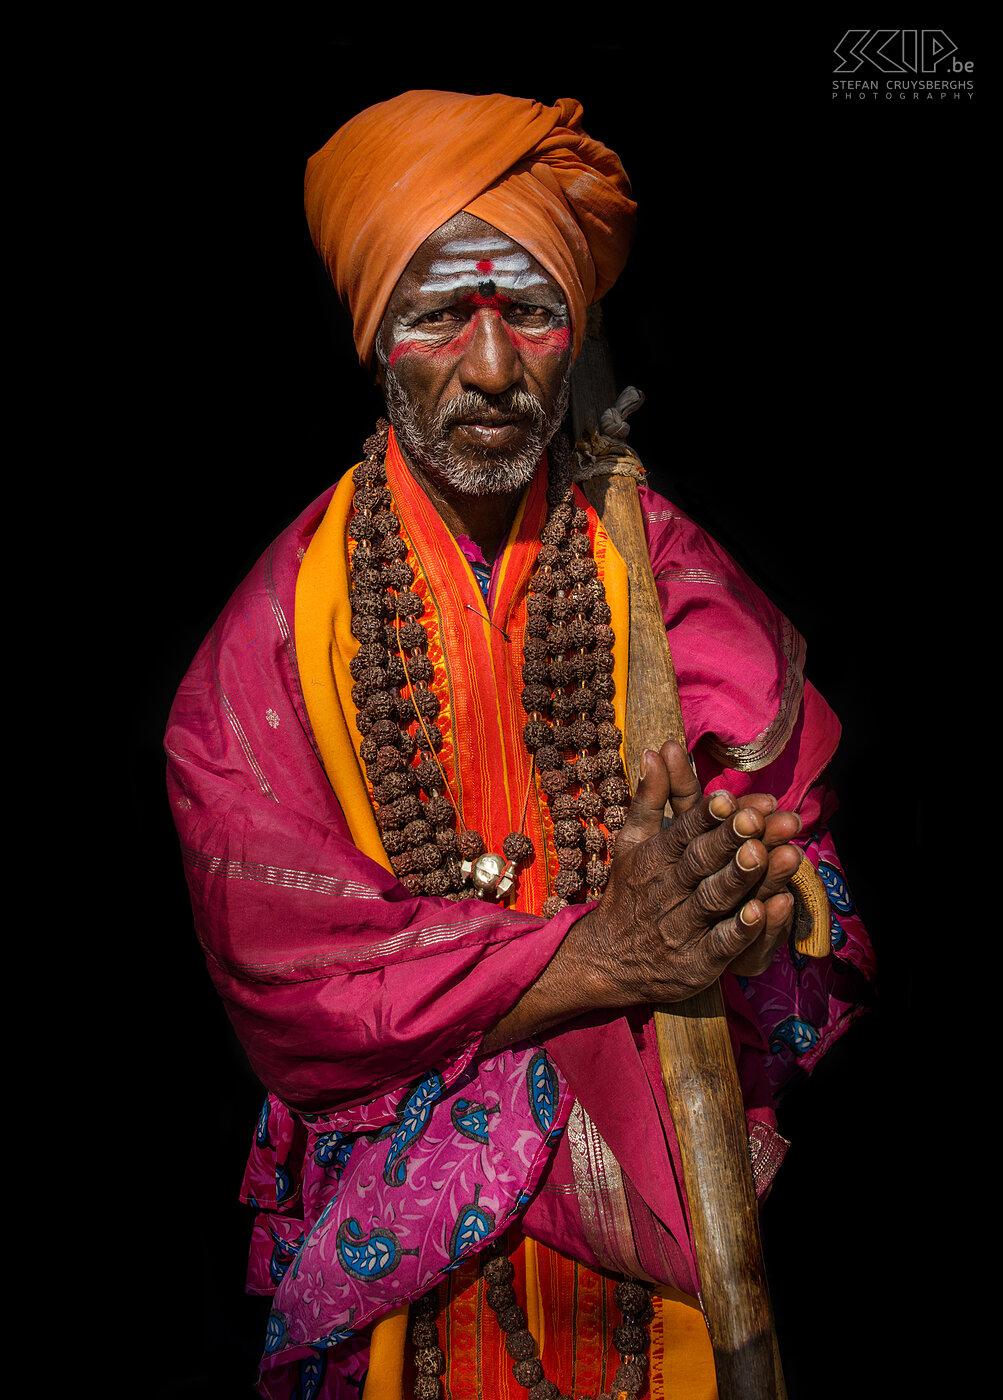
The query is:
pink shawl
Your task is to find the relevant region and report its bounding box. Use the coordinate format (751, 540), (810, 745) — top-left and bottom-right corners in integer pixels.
(165, 474), (873, 1385)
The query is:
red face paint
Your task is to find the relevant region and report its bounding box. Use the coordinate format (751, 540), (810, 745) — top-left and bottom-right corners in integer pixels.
(464, 289), (510, 311)
(388, 305), (571, 366)
(507, 324), (572, 357)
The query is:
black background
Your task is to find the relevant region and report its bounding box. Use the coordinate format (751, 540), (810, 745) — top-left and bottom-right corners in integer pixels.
(119, 19), (989, 1399)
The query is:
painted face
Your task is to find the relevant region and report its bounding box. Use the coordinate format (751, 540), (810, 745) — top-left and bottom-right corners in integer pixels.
(376, 213), (573, 497)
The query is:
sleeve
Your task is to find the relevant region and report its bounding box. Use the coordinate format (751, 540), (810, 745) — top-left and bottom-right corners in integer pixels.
(639, 486), (841, 819)
(165, 565), (580, 1123)
(639, 487), (877, 1096)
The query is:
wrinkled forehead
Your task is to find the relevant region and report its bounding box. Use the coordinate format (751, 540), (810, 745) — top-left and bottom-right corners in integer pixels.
(390, 213), (564, 309)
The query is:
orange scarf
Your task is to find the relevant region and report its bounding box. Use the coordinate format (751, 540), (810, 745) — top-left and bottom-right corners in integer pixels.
(295, 430), (630, 915)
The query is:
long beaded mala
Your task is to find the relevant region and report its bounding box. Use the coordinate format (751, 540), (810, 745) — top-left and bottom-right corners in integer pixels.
(349, 421), (648, 1395)
(349, 421), (650, 1395)
(348, 420), (631, 909)
(409, 1243), (654, 1400)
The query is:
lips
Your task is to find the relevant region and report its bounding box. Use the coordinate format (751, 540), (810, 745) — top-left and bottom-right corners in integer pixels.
(451, 418), (526, 449)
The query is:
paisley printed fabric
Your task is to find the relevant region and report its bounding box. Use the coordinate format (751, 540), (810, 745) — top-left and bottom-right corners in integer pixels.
(740, 826), (876, 1091)
(245, 1045), (572, 1390)
(167, 470), (876, 1398)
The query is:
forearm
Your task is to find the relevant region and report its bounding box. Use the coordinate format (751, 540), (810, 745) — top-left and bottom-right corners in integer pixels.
(480, 907), (612, 1052)
(482, 793), (798, 1053)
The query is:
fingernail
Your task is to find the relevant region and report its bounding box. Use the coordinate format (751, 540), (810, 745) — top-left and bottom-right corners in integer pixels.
(740, 901), (760, 926)
(734, 809), (760, 836)
(708, 791), (733, 820)
(639, 749), (656, 782)
(736, 842), (761, 871)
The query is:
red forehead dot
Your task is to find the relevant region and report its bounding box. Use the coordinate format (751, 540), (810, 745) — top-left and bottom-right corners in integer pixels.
(475, 260), (494, 274)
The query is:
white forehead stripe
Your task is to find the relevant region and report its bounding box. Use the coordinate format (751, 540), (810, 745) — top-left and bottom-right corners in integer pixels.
(438, 237), (515, 254)
(420, 251), (545, 296)
(419, 271), (548, 294)
(428, 253), (531, 277)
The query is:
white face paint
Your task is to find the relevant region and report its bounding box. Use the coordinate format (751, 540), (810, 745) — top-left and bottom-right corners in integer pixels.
(418, 236), (548, 296)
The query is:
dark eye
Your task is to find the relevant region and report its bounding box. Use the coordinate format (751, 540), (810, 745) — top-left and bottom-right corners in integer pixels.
(417, 307), (464, 326)
(507, 303), (553, 323)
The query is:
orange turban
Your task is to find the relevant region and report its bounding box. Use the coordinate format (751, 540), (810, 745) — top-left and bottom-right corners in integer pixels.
(304, 90), (636, 367)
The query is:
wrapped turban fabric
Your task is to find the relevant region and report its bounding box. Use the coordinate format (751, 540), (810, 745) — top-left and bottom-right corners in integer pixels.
(304, 89), (637, 366)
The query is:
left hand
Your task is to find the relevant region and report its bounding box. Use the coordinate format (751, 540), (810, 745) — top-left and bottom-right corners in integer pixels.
(659, 747), (800, 977)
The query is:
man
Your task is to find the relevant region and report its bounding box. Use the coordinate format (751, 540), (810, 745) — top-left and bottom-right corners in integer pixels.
(166, 91), (874, 1399)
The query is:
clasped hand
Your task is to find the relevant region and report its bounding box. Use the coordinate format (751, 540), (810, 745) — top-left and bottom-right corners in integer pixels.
(578, 740), (802, 1007)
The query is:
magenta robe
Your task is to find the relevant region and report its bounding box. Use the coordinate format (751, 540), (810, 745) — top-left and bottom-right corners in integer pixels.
(165, 477), (875, 1391)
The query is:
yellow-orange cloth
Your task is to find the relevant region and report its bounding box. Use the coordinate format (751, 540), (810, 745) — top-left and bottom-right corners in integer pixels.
(362, 1307), (408, 1400)
(304, 90), (636, 366)
(370, 1228), (717, 1399)
(294, 430), (630, 916)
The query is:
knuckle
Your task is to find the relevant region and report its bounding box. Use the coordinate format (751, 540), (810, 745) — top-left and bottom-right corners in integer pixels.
(677, 829), (728, 884)
(693, 877), (726, 919)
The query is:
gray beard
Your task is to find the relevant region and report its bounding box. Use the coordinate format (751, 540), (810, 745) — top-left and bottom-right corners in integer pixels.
(382, 370), (570, 498)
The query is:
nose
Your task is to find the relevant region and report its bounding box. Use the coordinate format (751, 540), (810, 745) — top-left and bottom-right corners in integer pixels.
(458, 309), (522, 396)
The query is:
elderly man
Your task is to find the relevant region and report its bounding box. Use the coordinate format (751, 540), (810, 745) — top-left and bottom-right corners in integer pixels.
(166, 92), (874, 1399)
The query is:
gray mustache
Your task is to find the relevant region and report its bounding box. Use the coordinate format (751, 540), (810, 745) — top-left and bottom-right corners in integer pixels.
(437, 389), (545, 431)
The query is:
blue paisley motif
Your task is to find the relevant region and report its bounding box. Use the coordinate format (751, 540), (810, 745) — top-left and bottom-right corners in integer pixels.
(830, 911), (847, 951)
(264, 1310), (288, 1354)
(337, 1219), (417, 1280)
(450, 1098), (499, 1144)
(447, 1183), (495, 1263)
(316, 1327), (355, 1349)
(268, 1228), (304, 1287)
(292, 1196), (339, 1281)
(527, 1050), (557, 1134)
(295, 1351), (327, 1400)
(382, 1072), (444, 1186)
(503, 1190), (534, 1223)
(275, 1163), (294, 1204)
(315, 1131), (354, 1177)
(770, 1016), (820, 1056)
(255, 1097), (271, 1148)
(818, 860), (854, 914)
(315, 1308), (357, 1349)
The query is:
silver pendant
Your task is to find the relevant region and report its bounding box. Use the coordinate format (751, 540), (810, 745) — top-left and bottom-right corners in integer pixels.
(460, 851), (517, 900)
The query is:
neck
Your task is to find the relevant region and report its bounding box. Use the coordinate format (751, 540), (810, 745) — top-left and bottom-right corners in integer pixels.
(396, 453), (528, 567)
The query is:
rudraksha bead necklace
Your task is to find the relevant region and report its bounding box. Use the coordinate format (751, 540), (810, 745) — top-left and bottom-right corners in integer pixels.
(408, 1244), (654, 1400)
(348, 420), (631, 908)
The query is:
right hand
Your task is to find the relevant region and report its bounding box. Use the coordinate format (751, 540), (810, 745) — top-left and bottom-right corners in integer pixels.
(575, 739), (802, 1007)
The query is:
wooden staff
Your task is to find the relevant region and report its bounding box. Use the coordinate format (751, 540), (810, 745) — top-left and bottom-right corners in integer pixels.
(570, 308), (790, 1399)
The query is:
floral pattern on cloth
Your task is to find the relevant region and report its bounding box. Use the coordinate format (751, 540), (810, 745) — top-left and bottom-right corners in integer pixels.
(167, 472), (878, 1398)
(739, 827), (876, 1095)
(242, 1043), (571, 1392)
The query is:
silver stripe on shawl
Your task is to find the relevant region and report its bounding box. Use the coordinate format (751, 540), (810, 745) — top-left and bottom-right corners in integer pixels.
(655, 571), (807, 774)
(209, 623), (279, 802)
(566, 1100), (652, 1281)
(184, 844), (537, 970)
(702, 616), (806, 772)
(654, 565), (756, 611)
(182, 845), (383, 900)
